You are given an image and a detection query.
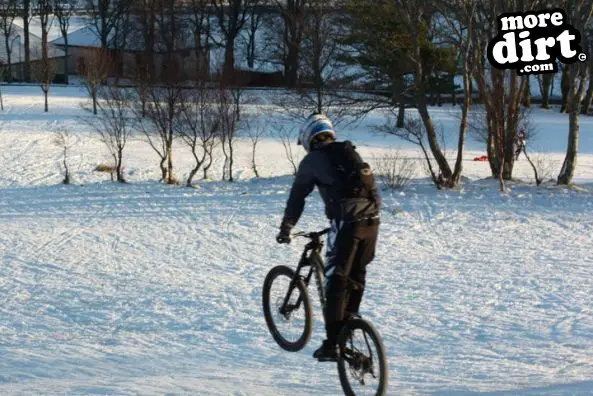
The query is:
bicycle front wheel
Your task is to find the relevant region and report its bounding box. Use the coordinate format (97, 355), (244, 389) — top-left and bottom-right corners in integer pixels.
(262, 265), (312, 352)
(337, 318), (388, 396)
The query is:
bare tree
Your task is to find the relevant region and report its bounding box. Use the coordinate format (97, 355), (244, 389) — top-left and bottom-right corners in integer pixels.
(560, 64), (570, 113)
(377, 114), (442, 186)
(53, 127), (73, 184)
(470, 0), (544, 189)
(53, 0), (77, 84)
(129, 0), (157, 118)
(211, 0), (259, 80)
(536, 74), (554, 109)
(379, 0), (472, 188)
(136, 84), (185, 184)
(341, 0), (464, 188)
(274, 123), (302, 175)
(202, 137), (219, 180)
(372, 150), (416, 190)
(522, 76), (531, 108)
(267, 0), (308, 87)
(178, 83), (220, 187)
(0, 0), (18, 83)
(296, 0), (345, 113)
(523, 149), (556, 187)
(243, 0), (264, 69)
(86, 0), (132, 79)
(86, 0), (130, 49)
(34, 0), (55, 112)
(83, 85), (133, 182)
(32, 57), (56, 112)
(558, 0), (593, 185)
(0, 66), (4, 109)
(21, 0), (32, 82)
(78, 48), (113, 115)
(437, 0), (479, 187)
(133, 0), (186, 184)
(187, 0), (212, 79)
(581, 26), (593, 114)
(244, 113), (267, 177)
(217, 86), (242, 181)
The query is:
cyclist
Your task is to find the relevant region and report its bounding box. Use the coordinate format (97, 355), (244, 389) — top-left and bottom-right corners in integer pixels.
(276, 113), (381, 362)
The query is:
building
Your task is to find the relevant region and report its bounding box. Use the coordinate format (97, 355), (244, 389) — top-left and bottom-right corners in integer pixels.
(51, 25), (210, 82)
(0, 25), (67, 83)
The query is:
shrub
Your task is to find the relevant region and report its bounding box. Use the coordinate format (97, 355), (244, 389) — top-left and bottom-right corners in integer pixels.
(372, 150), (417, 190)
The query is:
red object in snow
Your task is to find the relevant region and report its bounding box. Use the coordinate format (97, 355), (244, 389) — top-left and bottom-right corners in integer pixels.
(473, 155), (489, 162)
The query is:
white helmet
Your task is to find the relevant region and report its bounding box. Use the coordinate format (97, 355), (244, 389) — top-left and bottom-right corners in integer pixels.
(297, 113), (336, 152)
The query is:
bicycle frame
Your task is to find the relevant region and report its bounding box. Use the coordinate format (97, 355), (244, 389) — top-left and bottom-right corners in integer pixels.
(279, 229), (329, 316)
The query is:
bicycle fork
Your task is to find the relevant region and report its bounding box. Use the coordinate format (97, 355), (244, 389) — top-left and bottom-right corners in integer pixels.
(279, 249), (325, 317)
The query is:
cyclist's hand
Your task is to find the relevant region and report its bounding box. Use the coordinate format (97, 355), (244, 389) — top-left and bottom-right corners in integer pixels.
(276, 230), (291, 244)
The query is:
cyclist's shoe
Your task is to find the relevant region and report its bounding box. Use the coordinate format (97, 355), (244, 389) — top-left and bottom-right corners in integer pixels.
(313, 340), (338, 362)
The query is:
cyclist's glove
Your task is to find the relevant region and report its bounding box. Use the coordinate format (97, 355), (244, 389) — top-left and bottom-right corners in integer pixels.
(276, 229), (291, 244)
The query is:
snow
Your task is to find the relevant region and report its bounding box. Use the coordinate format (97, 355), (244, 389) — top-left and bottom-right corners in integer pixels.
(0, 85), (592, 395)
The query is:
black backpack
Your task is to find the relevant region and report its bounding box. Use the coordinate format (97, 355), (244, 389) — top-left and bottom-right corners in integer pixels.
(322, 141), (377, 201)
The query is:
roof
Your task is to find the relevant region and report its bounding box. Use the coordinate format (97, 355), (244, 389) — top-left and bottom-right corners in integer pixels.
(52, 23), (199, 52)
(0, 25), (65, 65)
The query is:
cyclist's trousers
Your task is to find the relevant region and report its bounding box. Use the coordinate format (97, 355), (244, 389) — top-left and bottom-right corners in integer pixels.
(324, 216), (379, 344)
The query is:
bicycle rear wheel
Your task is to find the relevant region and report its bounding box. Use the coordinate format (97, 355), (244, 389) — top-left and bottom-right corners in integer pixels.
(262, 265), (312, 352)
(337, 318), (387, 396)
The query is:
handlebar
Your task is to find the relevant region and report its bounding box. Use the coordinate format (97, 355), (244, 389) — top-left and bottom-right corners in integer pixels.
(292, 228), (331, 239)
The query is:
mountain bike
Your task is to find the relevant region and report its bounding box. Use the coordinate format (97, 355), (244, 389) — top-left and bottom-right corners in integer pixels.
(262, 228), (387, 396)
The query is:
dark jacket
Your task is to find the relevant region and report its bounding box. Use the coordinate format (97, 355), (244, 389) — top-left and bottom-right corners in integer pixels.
(280, 143), (381, 232)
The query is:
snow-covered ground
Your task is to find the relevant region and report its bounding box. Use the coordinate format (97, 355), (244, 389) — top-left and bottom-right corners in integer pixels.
(0, 85), (592, 395)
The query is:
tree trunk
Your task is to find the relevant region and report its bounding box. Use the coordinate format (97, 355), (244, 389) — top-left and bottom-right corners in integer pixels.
(187, 167), (198, 187)
(186, 145), (204, 187)
(541, 74), (553, 109)
(23, 0), (31, 82)
(522, 76), (531, 108)
(451, 74), (457, 106)
(64, 38), (69, 84)
(251, 143), (259, 178)
(223, 38), (235, 81)
(220, 133), (229, 180)
(502, 127), (516, 180)
(451, 64), (471, 187)
(247, 29), (256, 69)
(502, 73), (525, 180)
(228, 139), (234, 182)
(167, 140), (174, 184)
(62, 147), (70, 184)
(186, 156), (199, 187)
(160, 156), (167, 182)
(487, 122), (500, 177)
(560, 66), (570, 113)
(285, 47), (299, 87)
(417, 102), (452, 181)
(92, 85), (98, 115)
(203, 150), (212, 179)
(117, 149), (125, 183)
(397, 102), (405, 128)
(523, 147), (541, 186)
(558, 110), (580, 184)
(581, 61), (593, 115)
(558, 63), (587, 185)
(44, 89), (49, 112)
(3, 36), (12, 83)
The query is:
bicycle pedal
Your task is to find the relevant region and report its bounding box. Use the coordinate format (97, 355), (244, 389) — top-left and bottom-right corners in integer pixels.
(316, 356), (338, 363)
